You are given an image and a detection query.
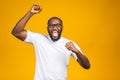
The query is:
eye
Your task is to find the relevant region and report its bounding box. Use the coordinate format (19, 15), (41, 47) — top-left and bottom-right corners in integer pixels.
(57, 24), (62, 27)
(48, 24), (53, 27)
(48, 23), (62, 28)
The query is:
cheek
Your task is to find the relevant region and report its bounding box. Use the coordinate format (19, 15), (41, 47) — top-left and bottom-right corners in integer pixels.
(50, 29), (53, 32)
(48, 28), (52, 32)
(58, 27), (61, 30)
(59, 28), (62, 32)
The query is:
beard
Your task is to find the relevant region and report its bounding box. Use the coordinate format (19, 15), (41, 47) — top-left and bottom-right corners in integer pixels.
(47, 28), (62, 42)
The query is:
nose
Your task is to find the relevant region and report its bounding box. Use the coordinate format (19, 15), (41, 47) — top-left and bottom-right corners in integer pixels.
(53, 26), (57, 28)
(52, 26), (58, 30)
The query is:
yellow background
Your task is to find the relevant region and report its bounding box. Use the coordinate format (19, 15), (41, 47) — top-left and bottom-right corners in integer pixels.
(0, 0), (120, 80)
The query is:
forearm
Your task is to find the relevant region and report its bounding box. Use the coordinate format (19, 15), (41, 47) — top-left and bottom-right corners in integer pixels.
(12, 11), (33, 34)
(11, 5), (42, 41)
(66, 42), (90, 69)
(75, 51), (90, 69)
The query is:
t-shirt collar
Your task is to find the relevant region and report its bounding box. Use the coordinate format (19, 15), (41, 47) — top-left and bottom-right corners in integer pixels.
(47, 35), (61, 43)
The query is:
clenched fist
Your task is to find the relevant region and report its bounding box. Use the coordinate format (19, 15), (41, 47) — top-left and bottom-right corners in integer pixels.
(65, 42), (79, 53)
(30, 5), (42, 14)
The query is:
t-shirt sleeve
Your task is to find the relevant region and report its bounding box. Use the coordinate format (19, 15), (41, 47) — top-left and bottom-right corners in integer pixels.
(71, 41), (84, 60)
(24, 30), (34, 44)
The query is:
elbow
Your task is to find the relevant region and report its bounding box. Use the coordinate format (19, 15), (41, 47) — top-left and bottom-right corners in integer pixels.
(83, 63), (90, 69)
(11, 30), (14, 35)
(11, 30), (16, 36)
(79, 60), (90, 69)
(11, 28), (19, 37)
(82, 61), (91, 69)
(77, 59), (91, 69)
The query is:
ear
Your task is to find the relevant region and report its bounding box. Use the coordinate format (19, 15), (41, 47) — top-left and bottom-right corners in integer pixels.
(62, 26), (64, 29)
(47, 26), (49, 31)
(47, 26), (49, 29)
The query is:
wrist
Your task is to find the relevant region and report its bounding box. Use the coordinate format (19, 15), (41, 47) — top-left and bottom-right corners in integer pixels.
(29, 11), (34, 16)
(73, 50), (80, 54)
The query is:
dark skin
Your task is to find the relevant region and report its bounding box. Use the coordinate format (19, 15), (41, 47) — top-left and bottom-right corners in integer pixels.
(12, 5), (90, 69)
(66, 42), (90, 69)
(47, 19), (63, 41)
(12, 4), (42, 40)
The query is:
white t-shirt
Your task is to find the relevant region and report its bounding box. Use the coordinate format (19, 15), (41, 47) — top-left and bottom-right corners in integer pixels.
(24, 30), (83, 80)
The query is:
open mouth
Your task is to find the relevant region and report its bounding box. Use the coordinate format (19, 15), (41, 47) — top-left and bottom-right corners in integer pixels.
(48, 28), (62, 41)
(52, 31), (58, 38)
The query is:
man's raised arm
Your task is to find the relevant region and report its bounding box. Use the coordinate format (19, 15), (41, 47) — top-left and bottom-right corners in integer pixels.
(11, 5), (42, 41)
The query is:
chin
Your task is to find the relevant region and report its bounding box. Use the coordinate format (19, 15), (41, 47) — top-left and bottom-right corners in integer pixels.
(51, 36), (60, 41)
(48, 29), (62, 42)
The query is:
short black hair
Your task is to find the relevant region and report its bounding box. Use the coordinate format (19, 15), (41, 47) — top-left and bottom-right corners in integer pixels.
(47, 17), (63, 26)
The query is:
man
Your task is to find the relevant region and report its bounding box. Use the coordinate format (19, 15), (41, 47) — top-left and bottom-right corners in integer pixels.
(12, 5), (90, 80)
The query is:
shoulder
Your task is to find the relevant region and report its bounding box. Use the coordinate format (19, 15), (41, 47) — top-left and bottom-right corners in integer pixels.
(60, 37), (71, 42)
(27, 30), (46, 37)
(25, 30), (47, 41)
(59, 37), (75, 46)
(61, 37), (80, 49)
(24, 30), (47, 43)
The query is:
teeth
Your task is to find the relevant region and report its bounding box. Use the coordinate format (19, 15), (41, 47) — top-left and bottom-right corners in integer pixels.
(53, 31), (57, 33)
(52, 31), (58, 37)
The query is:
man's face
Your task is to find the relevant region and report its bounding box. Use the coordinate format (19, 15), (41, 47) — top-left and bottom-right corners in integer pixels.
(47, 19), (63, 41)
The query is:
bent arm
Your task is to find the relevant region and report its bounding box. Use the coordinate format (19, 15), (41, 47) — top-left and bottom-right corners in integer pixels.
(11, 12), (33, 40)
(11, 5), (42, 41)
(66, 42), (90, 69)
(75, 51), (90, 69)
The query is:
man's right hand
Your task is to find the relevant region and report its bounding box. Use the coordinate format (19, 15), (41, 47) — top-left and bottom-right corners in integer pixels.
(30, 5), (42, 14)
(12, 4), (42, 41)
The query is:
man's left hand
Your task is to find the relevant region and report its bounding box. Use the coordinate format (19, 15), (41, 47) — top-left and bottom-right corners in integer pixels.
(65, 42), (79, 53)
